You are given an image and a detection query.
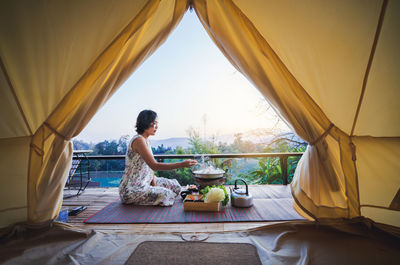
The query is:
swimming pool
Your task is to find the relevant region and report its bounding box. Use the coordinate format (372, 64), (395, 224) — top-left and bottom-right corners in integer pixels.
(91, 177), (121, 187)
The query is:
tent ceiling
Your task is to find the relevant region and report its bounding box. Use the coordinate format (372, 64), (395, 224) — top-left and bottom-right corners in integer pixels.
(233, 0), (399, 137)
(0, 0), (148, 139)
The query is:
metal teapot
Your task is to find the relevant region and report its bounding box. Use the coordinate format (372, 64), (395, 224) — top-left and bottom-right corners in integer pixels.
(230, 179), (253, 208)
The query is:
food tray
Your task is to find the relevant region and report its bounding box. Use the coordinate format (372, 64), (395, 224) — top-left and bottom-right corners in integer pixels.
(183, 201), (221, 212)
(183, 194), (221, 212)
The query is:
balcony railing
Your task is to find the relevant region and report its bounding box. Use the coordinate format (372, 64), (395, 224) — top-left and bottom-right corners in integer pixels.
(84, 152), (303, 185)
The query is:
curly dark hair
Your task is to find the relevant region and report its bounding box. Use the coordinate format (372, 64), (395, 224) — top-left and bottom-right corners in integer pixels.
(135, 110), (158, 134)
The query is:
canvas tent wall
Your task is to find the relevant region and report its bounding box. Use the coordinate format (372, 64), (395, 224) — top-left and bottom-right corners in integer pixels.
(0, 0), (399, 229)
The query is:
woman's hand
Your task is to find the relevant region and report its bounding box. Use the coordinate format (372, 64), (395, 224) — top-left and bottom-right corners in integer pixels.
(181, 159), (197, 168)
(151, 177), (157, 186)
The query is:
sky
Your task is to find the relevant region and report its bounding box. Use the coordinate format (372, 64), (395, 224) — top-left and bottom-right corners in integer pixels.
(76, 10), (288, 143)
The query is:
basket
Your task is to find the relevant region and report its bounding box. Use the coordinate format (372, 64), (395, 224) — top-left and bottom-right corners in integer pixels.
(183, 201), (221, 212)
(183, 194), (222, 212)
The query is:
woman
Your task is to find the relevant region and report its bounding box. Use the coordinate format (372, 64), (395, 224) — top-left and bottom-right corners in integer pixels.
(119, 110), (197, 206)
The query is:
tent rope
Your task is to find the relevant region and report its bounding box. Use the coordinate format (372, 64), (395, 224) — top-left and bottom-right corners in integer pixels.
(30, 143), (44, 156)
(43, 122), (70, 141)
(309, 123), (334, 146)
(349, 140), (357, 161)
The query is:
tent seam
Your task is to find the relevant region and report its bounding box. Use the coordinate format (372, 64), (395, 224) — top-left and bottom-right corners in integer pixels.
(0, 135), (32, 142)
(338, 136), (351, 218)
(360, 204), (400, 212)
(27, 135), (33, 223)
(0, 206), (27, 213)
(350, 0), (388, 136)
(349, 137), (361, 217)
(352, 136), (400, 140)
(0, 55), (33, 136)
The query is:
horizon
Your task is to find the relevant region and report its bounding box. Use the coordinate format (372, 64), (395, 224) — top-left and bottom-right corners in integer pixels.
(73, 129), (296, 147)
(75, 11), (289, 143)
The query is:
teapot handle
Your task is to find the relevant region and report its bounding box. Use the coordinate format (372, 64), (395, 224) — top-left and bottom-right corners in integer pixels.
(234, 179), (248, 195)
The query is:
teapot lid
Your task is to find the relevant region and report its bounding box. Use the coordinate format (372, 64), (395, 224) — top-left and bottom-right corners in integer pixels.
(234, 188), (247, 195)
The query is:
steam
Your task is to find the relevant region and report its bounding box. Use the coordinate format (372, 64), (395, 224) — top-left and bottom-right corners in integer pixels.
(193, 154), (225, 174)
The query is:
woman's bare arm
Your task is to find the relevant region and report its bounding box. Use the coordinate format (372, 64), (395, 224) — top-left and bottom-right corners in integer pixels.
(132, 137), (196, 171)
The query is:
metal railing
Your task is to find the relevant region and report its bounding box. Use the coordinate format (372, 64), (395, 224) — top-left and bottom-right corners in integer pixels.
(84, 152), (303, 185)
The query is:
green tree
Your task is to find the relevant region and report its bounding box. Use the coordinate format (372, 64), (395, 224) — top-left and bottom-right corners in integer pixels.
(117, 135), (130, 154)
(247, 157), (282, 184)
(72, 140), (91, 150)
(231, 133), (256, 153)
(243, 135), (307, 184)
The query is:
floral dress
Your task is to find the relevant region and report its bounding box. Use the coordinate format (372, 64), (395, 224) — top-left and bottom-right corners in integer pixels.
(119, 135), (181, 206)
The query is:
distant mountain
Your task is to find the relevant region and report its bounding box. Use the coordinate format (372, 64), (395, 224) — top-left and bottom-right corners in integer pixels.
(209, 128), (293, 145)
(150, 137), (190, 149)
(212, 132), (275, 144)
(149, 129), (299, 149)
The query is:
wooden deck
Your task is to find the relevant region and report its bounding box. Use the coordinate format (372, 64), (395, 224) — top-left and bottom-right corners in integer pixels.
(62, 186), (292, 233)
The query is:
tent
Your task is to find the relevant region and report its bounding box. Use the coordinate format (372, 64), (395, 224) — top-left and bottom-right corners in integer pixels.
(0, 0), (399, 231)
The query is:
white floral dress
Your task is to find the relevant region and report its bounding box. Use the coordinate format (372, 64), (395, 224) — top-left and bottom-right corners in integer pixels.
(119, 135), (181, 206)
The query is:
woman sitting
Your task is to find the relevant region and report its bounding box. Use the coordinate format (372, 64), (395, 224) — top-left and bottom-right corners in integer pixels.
(119, 110), (197, 206)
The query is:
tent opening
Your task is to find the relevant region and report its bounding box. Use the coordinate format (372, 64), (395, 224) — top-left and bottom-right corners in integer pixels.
(64, 10), (306, 227)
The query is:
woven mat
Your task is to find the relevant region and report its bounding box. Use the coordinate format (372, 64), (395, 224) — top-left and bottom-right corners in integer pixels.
(84, 197), (304, 223)
(125, 241), (262, 265)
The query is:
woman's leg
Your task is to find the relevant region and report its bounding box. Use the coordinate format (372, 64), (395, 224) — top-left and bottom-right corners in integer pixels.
(154, 176), (181, 195)
(121, 186), (177, 206)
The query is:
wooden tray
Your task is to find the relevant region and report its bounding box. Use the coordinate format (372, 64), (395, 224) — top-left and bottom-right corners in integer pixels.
(183, 200), (221, 212)
(183, 195), (221, 212)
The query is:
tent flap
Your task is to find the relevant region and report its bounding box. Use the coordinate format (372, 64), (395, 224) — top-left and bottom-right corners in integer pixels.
(27, 0), (189, 224)
(193, 0), (359, 219)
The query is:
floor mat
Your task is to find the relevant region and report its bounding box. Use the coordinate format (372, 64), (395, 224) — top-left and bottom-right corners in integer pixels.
(84, 197), (304, 223)
(125, 241), (262, 265)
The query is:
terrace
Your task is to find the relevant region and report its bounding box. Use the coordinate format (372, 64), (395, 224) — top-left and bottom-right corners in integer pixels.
(62, 152), (304, 232)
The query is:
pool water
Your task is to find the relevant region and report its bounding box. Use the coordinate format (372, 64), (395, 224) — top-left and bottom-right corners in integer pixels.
(91, 177), (121, 187)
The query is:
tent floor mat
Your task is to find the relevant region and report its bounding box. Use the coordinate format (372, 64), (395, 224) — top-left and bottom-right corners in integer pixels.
(125, 241), (262, 265)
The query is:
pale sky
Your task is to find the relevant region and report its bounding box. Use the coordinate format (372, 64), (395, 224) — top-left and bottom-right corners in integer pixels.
(76, 11), (288, 143)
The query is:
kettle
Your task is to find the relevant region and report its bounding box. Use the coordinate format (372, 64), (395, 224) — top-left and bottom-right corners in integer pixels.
(230, 179), (253, 208)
